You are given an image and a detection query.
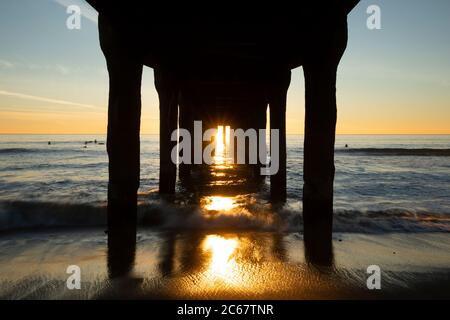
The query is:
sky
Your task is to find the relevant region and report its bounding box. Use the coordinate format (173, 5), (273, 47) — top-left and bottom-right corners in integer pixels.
(0, 0), (449, 134)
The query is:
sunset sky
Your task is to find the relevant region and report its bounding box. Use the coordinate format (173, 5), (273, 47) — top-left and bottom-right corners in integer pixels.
(0, 0), (449, 134)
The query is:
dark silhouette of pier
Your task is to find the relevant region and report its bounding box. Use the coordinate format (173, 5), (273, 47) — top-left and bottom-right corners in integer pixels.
(86, 1), (359, 277)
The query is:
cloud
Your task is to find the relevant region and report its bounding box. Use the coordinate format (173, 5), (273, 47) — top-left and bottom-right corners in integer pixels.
(55, 64), (70, 75)
(27, 63), (73, 75)
(0, 59), (14, 69)
(0, 90), (101, 110)
(0, 58), (76, 75)
(53, 0), (98, 24)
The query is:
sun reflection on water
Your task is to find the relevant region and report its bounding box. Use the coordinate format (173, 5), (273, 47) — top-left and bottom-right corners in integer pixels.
(203, 196), (237, 211)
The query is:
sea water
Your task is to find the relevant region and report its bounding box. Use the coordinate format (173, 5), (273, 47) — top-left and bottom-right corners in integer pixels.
(0, 134), (449, 233)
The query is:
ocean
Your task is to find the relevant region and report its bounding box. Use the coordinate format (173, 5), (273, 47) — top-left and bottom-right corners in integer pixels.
(0, 134), (449, 233)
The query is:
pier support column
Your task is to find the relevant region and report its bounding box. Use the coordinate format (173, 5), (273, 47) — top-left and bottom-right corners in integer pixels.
(269, 71), (291, 201)
(155, 69), (178, 194)
(302, 21), (347, 260)
(302, 62), (338, 267)
(100, 14), (143, 277)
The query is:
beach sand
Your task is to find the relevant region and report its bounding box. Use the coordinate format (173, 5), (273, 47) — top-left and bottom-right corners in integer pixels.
(0, 228), (449, 299)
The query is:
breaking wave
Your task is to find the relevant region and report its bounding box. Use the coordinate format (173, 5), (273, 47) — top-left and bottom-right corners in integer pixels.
(1, 200), (449, 234)
(0, 148), (40, 154)
(336, 148), (450, 156)
(0, 147), (95, 155)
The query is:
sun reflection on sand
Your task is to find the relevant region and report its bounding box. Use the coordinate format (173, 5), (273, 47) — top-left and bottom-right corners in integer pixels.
(203, 235), (238, 280)
(197, 234), (259, 290)
(175, 233), (286, 296)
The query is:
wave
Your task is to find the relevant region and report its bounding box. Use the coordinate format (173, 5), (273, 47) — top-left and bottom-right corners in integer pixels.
(0, 148), (40, 154)
(1, 200), (449, 234)
(336, 148), (450, 156)
(0, 147), (95, 155)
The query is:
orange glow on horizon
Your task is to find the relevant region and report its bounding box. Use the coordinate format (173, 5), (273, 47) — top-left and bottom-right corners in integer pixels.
(0, 112), (449, 135)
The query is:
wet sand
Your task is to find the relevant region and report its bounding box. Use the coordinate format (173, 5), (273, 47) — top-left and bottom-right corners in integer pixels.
(0, 228), (449, 299)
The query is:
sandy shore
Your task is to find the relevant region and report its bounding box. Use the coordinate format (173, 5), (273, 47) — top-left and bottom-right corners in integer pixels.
(0, 228), (449, 299)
